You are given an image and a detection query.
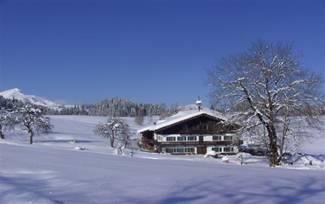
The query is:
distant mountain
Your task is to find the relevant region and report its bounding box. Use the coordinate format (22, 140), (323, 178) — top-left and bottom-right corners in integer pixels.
(0, 88), (62, 109)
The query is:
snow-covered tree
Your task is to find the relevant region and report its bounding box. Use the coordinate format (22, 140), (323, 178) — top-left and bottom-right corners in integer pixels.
(94, 118), (131, 154)
(19, 105), (52, 144)
(0, 98), (21, 139)
(209, 41), (324, 166)
(0, 109), (15, 139)
(113, 121), (131, 155)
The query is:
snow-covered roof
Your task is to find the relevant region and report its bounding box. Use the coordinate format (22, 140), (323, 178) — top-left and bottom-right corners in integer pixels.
(138, 107), (228, 133)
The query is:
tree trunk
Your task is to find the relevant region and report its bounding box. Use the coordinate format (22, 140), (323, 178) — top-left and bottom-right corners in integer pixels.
(267, 124), (280, 166)
(29, 130), (34, 144)
(110, 135), (114, 147)
(0, 124), (4, 139)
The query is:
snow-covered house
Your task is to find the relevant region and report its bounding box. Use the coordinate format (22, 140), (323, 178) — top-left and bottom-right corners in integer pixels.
(138, 103), (241, 155)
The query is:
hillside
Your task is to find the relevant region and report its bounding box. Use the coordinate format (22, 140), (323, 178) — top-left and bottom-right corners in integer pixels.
(0, 115), (324, 203)
(0, 88), (62, 109)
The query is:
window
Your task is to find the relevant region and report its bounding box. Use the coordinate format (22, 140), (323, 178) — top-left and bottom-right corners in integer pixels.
(224, 136), (233, 141)
(223, 146), (234, 152)
(177, 136), (187, 141)
(185, 147), (195, 153)
(176, 148), (185, 153)
(187, 136), (197, 141)
(213, 136), (222, 141)
(212, 147), (222, 152)
(164, 147), (195, 154)
(166, 137), (176, 142)
(165, 148), (174, 153)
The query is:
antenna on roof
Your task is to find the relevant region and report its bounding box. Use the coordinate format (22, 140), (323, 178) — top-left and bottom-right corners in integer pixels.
(196, 97), (202, 111)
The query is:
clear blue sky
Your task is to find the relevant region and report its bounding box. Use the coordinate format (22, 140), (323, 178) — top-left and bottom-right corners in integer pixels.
(0, 0), (324, 105)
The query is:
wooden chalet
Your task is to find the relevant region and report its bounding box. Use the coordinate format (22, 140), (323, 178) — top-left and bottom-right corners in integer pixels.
(138, 102), (241, 155)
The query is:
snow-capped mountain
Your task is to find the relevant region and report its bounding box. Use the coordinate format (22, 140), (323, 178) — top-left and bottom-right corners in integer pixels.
(0, 88), (62, 109)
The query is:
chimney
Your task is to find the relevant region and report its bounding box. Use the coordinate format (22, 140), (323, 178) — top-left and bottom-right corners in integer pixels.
(196, 97), (202, 111)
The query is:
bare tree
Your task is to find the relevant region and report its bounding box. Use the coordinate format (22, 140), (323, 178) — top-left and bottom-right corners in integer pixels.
(209, 41), (324, 166)
(20, 105), (52, 144)
(94, 118), (131, 154)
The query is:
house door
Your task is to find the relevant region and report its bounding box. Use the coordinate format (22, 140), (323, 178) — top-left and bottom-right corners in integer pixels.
(197, 146), (207, 154)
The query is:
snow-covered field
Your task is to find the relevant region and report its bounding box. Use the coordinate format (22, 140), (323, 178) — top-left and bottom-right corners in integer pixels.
(1, 115), (325, 204)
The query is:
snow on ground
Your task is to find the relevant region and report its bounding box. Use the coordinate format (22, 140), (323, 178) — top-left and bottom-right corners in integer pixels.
(2, 143), (325, 204)
(3, 115), (157, 153)
(301, 126), (325, 155)
(1, 115), (325, 204)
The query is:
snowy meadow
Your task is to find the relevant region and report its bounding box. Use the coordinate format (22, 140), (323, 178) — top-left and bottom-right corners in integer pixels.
(1, 115), (325, 204)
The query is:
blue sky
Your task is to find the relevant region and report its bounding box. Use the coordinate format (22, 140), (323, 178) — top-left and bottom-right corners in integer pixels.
(0, 0), (324, 105)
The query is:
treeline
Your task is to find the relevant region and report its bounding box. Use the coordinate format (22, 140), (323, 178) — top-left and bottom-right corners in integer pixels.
(0, 95), (25, 110)
(46, 97), (177, 117)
